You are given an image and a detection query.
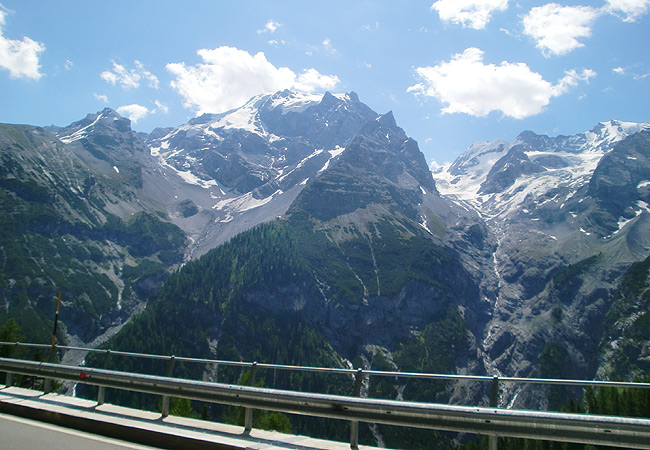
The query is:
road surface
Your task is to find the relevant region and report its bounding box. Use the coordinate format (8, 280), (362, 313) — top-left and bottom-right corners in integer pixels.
(0, 412), (163, 450)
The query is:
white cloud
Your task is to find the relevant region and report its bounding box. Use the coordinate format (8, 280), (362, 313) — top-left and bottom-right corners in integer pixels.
(154, 100), (169, 114)
(407, 47), (595, 119)
(94, 93), (109, 103)
(0, 9), (45, 79)
(322, 38), (336, 54)
(523, 4), (600, 57)
(431, 0), (509, 30)
(167, 46), (340, 114)
(605, 0), (650, 22)
(553, 68), (597, 95)
(611, 64), (650, 79)
(116, 104), (150, 123)
(115, 100), (168, 124)
(293, 68), (340, 92)
(64, 59), (73, 70)
(258, 19), (280, 34)
(101, 60), (159, 90)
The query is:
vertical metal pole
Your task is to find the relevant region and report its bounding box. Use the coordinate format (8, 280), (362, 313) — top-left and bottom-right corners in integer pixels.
(97, 350), (112, 406)
(44, 291), (62, 394)
(244, 362), (259, 434)
(161, 356), (176, 417)
(489, 375), (499, 450)
(350, 368), (364, 450)
(49, 291), (62, 359)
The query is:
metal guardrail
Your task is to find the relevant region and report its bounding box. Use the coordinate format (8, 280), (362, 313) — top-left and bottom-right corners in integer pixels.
(3, 342), (650, 449)
(5, 342), (650, 390)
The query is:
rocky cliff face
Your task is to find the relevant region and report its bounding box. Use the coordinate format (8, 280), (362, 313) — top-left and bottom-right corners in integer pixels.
(144, 90), (379, 258)
(434, 121), (650, 408)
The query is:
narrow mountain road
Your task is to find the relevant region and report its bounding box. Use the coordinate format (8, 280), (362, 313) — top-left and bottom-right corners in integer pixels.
(0, 413), (163, 450)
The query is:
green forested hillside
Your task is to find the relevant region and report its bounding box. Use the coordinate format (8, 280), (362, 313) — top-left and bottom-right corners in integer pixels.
(0, 124), (186, 343)
(90, 201), (479, 450)
(596, 254), (650, 380)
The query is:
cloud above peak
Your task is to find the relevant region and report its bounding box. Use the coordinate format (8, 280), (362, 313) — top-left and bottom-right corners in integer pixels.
(408, 47), (595, 119)
(523, 4), (600, 57)
(167, 46), (340, 114)
(0, 9), (45, 80)
(605, 0), (650, 22)
(431, 0), (508, 30)
(101, 60), (159, 90)
(116, 104), (149, 123)
(116, 100), (168, 124)
(258, 19), (281, 34)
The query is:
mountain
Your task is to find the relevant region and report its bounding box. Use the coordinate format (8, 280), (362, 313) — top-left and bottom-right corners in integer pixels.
(2, 90), (650, 447)
(433, 120), (650, 407)
(99, 98), (494, 368)
(0, 113), (187, 346)
(92, 101), (492, 448)
(145, 90), (379, 258)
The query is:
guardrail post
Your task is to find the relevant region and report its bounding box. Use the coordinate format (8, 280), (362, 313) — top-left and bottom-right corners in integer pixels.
(161, 355), (176, 417)
(43, 344), (58, 394)
(350, 368), (365, 450)
(244, 362), (259, 434)
(4, 342), (21, 387)
(489, 375), (499, 450)
(97, 350), (112, 406)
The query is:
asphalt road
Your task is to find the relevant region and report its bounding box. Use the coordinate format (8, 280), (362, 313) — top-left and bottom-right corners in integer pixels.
(0, 413), (163, 450)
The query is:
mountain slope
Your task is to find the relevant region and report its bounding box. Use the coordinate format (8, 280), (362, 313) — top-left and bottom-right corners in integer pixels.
(433, 120), (650, 408)
(96, 105), (492, 447)
(105, 105), (490, 365)
(0, 118), (186, 345)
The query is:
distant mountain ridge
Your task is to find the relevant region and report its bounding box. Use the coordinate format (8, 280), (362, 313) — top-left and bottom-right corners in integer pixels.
(435, 120), (650, 221)
(91, 99), (489, 447)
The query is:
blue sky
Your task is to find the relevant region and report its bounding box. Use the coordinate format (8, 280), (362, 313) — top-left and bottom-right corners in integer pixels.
(0, 1), (649, 165)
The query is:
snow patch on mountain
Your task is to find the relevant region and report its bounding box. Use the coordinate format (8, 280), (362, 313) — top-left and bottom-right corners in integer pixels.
(318, 146), (345, 174)
(613, 210), (642, 235)
(433, 120), (650, 220)
(433, 139), (510, 201)
(269, 91), (355, 114)
(58, 113), (104, 144)
(176, 169), (219, 189)
(419, 215), (433, 234)
(210, 94), (270, 135)
(213, 189), (281, 214)
(270, 91), (325, 114)
(638, 201), (650, 213)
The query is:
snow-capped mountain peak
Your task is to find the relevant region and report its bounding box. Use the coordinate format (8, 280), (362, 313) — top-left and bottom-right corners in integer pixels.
(433, 120), (650, 221)
(57, 108), (127, 144)
(265, 90), (351, 115)
(144, 89), (378, 257)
